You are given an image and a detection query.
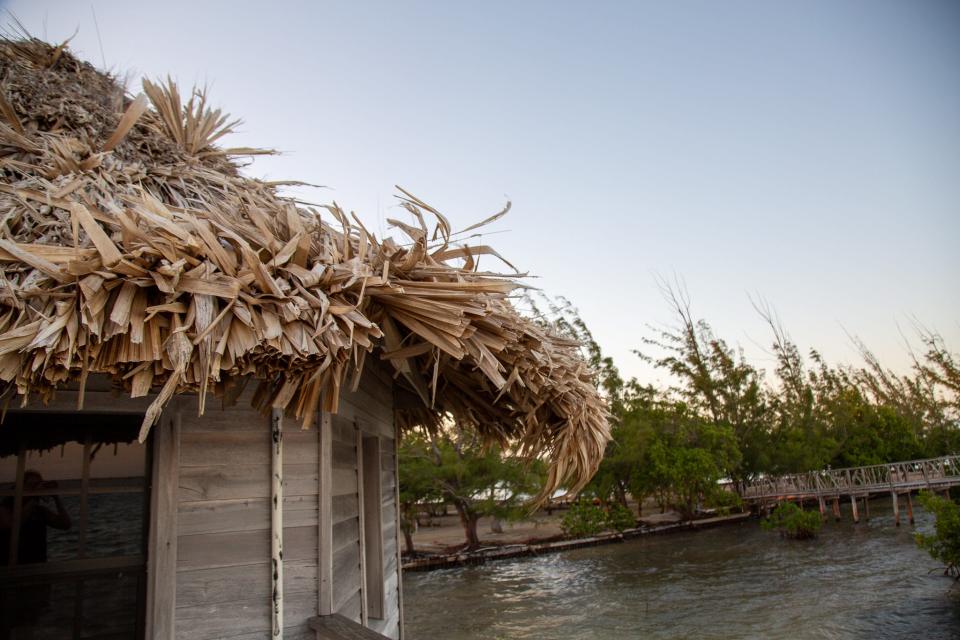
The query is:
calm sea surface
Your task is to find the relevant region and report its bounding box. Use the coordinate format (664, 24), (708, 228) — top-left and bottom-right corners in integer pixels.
(403, 501), (960, 639)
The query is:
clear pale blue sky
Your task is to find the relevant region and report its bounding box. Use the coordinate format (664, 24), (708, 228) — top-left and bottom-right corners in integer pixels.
(6, 0), (959, 384)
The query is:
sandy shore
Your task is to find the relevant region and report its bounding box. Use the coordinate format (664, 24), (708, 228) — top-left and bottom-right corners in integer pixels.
(409, 500), (688, 554)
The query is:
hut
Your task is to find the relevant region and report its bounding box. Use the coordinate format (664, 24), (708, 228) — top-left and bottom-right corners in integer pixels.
(0, 37), (609, 640)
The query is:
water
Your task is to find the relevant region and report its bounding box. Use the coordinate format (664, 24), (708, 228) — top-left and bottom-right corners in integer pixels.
(403, 502), (960, 639)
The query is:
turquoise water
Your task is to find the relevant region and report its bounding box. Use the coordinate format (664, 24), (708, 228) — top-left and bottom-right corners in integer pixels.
(404, 501), (960, 639)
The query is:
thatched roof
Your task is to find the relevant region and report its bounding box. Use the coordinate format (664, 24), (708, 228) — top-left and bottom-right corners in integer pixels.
(0, 38), (609, 496)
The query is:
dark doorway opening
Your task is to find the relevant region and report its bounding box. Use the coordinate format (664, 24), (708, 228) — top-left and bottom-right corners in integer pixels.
(0, 412), (150, 639)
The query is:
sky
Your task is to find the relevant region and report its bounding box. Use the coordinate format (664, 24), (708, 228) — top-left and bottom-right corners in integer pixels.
(4, 0), (959, 386)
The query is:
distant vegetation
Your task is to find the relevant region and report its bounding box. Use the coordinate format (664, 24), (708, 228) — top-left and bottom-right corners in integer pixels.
(552, 285), (960, 519)
(399, 284), (959, 549)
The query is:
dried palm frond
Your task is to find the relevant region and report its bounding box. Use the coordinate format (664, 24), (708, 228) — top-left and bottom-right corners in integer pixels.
(142, 78), (240, 155)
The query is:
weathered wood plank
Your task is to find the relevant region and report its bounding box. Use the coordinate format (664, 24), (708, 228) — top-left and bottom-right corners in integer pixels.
(180, 431), (317, 467)
(319, 410), (334, 616)
(332, 563), (362, 613)
(381, 503), (397, 530)
(369, 608), (400, 640)
(333, 544), (360, 611)
(174, 590), (317, 640)
(391, 421), (404, 640)
(336, 401), (392, 439)
(331, 414), (357, 444)
(310, 613), (393, 640)
(332, 493), (360, 524)
(176, 560), (317, 606)
(179, 401), (308, 433)
(377, 572), (399, 627)
(381, 452), (396, 473)
(17, 389), (153, 414)
(178, 496), (317, 535)
(333, 440), (358, 469)
(333, 467), (358, 497)
(336, 589), (363, 623)
(356, 429), (368, 626)
(333, 517), (360, 554)
(333, 543), (360, 576)
(362, 435), (384, 620)
(229, 627), (315, 640)
(177, 525), (316, 571)
(146, 403), (179, 640)
(178, 463), (317, 501)
(270, 407), (285, 637)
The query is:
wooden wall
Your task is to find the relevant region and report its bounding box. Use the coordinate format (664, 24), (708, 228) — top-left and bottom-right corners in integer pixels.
(173, 381), (319, 640)
(7, 367), (402, 640)
(327, 361), (402, 638)
(173, 362), (401, 640)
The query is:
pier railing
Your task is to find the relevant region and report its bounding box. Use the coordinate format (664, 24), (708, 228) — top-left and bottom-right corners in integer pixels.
(739, 454), (960, 501)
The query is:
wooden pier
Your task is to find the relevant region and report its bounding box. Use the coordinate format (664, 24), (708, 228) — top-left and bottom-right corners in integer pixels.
(739, 455), (960, 525)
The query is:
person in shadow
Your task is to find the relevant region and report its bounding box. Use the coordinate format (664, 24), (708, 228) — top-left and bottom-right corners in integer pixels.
(0, 470), (72, 638)
(0, 470), (72, 565)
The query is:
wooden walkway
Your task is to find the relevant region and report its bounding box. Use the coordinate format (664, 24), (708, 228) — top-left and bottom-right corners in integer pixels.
(738, 454), (960, 525)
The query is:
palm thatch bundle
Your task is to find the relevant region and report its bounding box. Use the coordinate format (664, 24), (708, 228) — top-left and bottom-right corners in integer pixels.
(0, 37), (609, 496)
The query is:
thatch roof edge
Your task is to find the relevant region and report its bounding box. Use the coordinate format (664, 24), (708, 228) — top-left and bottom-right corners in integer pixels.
(0, 38), (610, 498)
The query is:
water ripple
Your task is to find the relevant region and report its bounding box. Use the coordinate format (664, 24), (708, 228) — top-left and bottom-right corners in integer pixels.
(405, 504), (960, 639)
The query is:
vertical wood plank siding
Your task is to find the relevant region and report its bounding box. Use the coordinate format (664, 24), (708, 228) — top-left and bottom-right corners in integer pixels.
(174, 363), (400, 639)
(174, 384), (320, 640)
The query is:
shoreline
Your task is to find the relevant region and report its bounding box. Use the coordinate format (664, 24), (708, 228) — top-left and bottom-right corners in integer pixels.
(402, 511), (753, 571)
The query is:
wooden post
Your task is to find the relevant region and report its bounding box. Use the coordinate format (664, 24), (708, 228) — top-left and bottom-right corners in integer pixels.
(146, 403), (180, 640)
(271, 408), (284, 638)
(891, 491), (900, 526)
(356, 428), (368, 626)
(818, 495), (826, 520)
(318, 411), (334, 616)
(850, 495), (859, 523)
(393, 423), (405, 640)
(863, 495), (870, 521)
(832, 496), (841, 521)
(906, 492), (915, 525)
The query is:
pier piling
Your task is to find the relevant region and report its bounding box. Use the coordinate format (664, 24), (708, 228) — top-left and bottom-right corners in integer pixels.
(906, 492), (914, 525)
(850, 495), (859, 523)
(891, 491), (899, 527)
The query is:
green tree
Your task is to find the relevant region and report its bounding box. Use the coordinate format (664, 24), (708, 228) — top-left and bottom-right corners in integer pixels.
(641, 283), (767, 490)
(401, 427), (544, 550)
(559, 500), (636, 537)
(761, 502), (822, 540)
(855, 329), (960, 457)
(604, 502), (637, 532)
(645, 405), (740, 519)
(586, 384), (657, 512)
(915, 491), (960, 579)
(397, 430), (442, 555)
(560, 500), (608, 537)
